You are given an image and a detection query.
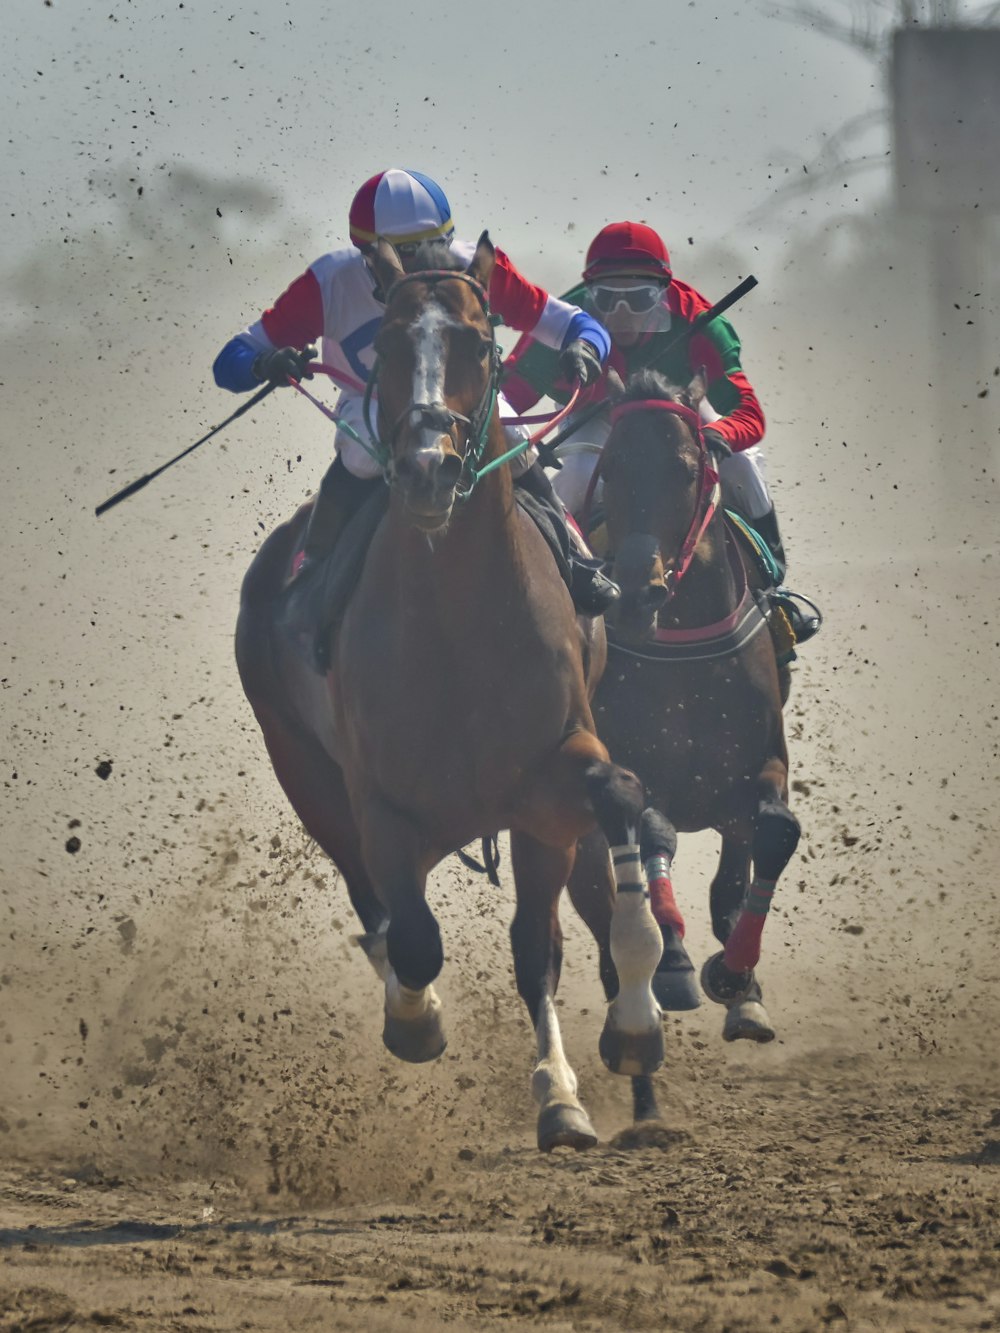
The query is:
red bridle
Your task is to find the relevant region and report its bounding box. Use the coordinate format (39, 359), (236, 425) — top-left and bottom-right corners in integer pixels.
(583, 399), (720, 600)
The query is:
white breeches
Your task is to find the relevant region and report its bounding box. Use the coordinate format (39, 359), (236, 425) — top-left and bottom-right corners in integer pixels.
(334, 391), (537, 480)
(547, 409), (774, 523)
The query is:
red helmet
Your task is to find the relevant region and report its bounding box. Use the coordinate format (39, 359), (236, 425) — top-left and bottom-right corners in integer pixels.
(583, 221), (672, 283)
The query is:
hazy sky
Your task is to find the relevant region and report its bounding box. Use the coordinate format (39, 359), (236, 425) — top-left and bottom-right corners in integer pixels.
(5, 0), (887, 285)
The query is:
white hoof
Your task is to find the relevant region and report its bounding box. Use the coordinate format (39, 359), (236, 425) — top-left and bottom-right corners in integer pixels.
(723, 999), (776, 1043)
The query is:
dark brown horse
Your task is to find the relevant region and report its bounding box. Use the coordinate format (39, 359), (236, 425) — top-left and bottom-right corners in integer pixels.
(566, 370), (801, 1084)
(235, 237), (667, 1151)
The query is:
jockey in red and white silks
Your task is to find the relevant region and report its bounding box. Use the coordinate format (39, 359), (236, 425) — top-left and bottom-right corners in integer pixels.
(213, 169), (610, 480)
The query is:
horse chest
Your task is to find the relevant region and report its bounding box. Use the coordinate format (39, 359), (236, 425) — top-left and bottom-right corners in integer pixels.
(337, 610), (579, 811)
(594, 655), (774, 820)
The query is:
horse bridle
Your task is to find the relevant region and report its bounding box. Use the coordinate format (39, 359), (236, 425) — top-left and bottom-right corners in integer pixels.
(362, 268), (501, 498)
(586, 398), (721, 602)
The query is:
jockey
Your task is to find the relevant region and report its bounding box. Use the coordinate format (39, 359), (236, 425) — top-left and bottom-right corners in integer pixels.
(502, 221), (821, 645)
(213, 168), (620, 616)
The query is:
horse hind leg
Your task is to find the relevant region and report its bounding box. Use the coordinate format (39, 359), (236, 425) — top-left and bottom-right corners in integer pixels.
(586, 764), (665, 1078)
(510, 832), (598, 1152)
(642, 808), (701, 1011)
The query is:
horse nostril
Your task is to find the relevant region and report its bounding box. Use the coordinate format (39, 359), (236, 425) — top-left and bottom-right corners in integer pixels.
(438, 453), (463, 489)
(645, 583), (669, 610)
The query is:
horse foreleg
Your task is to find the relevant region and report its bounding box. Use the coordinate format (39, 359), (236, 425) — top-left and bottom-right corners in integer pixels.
(586, 766), (665, 1078)
(360, 800), (446, 1064)
(510, 833), (597, 1152)
(567, 828), (663, 1126)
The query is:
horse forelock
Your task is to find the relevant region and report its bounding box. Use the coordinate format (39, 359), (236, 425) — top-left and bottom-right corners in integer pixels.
(621, 368), (688, 406)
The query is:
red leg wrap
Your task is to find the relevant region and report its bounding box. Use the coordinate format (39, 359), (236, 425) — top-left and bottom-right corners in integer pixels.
(723, 911), (766, 972)
(648, 876), (685, 937)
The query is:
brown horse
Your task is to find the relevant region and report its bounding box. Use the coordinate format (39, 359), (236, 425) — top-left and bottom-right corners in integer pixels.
(235, 237), (667, 1151)
(566, 369), (801, 1092)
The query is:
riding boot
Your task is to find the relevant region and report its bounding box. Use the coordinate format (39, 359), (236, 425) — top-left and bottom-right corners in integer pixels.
(751, 507), (788, 586)
(298, 456), (381, 575)
(753, 506), (822, 646)
(516, 461), (621, 617)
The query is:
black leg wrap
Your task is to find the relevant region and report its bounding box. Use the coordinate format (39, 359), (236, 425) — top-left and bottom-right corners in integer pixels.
(640, 807), (678, 863)
(386, 903), (444, 992)
(753, 800), (801, 881)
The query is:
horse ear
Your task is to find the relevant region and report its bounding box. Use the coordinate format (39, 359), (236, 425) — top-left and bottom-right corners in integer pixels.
(606, 368), (626, 402)
(468, 230), (496, 289)
(370, 237), (405, 292)
(685, 368), (708, 409)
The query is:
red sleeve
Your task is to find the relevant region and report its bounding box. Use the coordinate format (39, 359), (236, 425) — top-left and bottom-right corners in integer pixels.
(259, 268), (325, 349)
(501, 330), (543, 411)
(672, 281), (765, 453)
(486, 248), (549, 332)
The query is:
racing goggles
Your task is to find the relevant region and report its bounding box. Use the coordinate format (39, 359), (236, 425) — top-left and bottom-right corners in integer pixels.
(589, 281), (665, 315)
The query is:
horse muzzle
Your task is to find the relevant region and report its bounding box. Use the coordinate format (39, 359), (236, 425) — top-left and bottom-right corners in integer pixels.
(392, 436), (464, 530)
(607, 534), (668, 642)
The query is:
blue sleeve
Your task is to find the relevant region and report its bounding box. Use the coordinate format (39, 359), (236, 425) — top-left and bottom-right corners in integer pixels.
(213, 335), (262, 393)
(560, 311), (610, 364)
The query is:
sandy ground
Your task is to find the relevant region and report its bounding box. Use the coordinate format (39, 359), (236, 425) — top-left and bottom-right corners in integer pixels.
(3, 493), (998, 1330)
(2, 209), (999, 1330)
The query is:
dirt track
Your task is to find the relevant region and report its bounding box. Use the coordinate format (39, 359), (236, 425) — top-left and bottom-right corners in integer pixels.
(3, 532), (999, 1330)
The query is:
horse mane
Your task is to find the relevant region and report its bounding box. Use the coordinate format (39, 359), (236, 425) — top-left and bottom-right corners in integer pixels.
(620, 368), (687, 405)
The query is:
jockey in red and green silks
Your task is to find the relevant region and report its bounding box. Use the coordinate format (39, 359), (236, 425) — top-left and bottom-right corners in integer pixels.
(503, 223), (810, 607)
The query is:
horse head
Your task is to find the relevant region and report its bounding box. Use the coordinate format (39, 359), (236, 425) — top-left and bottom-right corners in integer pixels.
(368, 233), (499, 532)
(600, 369), (708, 644)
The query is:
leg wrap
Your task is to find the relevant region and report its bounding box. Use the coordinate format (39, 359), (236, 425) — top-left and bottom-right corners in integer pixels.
(723, 877), (775, 973)
(645, 854), (685, 937)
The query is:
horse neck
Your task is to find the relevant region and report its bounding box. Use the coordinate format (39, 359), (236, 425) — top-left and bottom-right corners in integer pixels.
(657, 510), (740, 632)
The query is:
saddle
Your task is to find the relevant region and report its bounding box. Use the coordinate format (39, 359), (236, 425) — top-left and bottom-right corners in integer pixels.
(279, 484), (390, 672)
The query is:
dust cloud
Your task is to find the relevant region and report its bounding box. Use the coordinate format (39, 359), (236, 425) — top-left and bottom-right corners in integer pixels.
(1, 48), (999, 1333)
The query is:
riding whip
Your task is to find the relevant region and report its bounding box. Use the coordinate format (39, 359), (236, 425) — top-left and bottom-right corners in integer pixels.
(94, 381), (276, 517)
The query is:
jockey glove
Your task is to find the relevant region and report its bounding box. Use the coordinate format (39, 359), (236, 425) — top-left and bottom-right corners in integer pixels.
(702, 427), (732, 459)
(253, 345), (317, 386)
(559, 339), (602, 388)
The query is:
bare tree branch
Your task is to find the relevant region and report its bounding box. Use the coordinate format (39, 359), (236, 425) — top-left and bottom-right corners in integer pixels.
(763, 0), (898, 58)
(745, 154), (889, 223)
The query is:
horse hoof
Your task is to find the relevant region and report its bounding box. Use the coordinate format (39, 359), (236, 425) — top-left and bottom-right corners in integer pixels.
(599, 1019), (665, 1077)
(537, 1103), (598, 1153)
(700, 951), (755, 1006)
(652, 965), (702, 1011)
(723, 999), (776, 1044)
(382, 1009), (447, 1064)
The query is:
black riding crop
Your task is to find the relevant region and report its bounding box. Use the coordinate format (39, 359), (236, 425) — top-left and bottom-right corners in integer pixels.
(95, 380), (276, 517)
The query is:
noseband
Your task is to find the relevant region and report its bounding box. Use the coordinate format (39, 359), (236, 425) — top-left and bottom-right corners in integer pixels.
(587, 399), (720, 600)
(363, 269), (501, 498)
